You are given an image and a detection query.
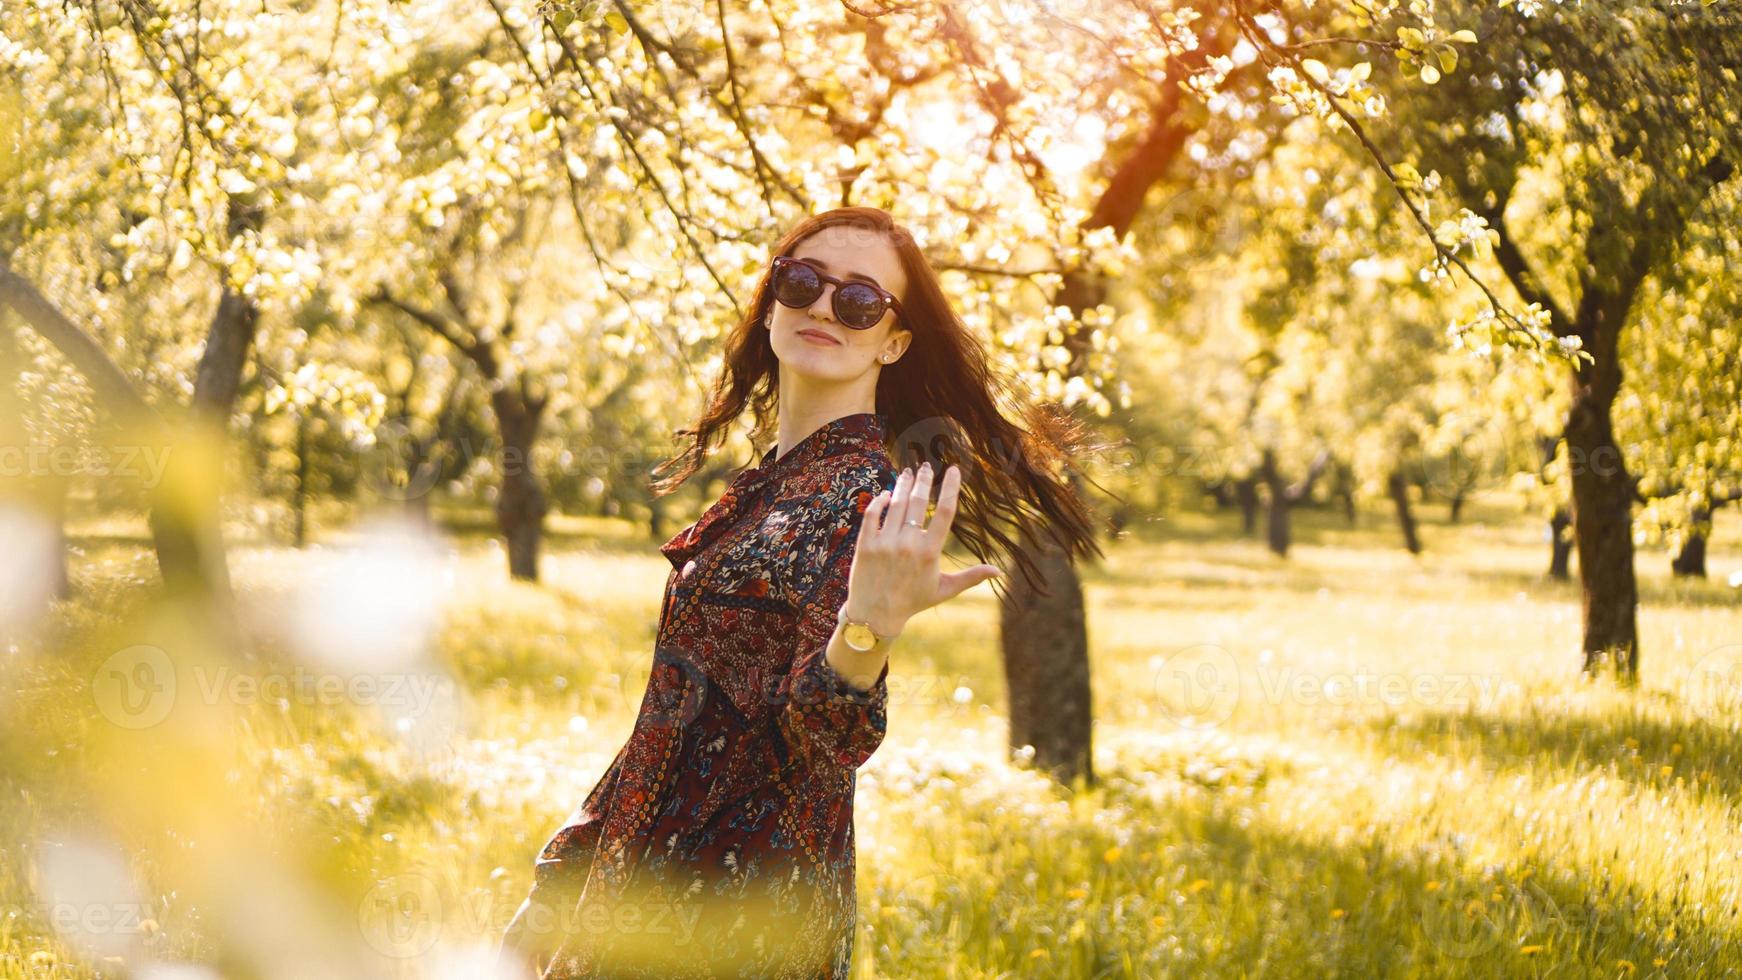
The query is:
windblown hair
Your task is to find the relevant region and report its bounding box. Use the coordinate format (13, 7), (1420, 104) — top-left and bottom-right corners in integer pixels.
(651, 206), (1116, 600)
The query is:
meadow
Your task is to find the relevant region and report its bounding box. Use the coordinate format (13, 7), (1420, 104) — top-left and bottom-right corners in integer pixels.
(4, 496), (1740, 978)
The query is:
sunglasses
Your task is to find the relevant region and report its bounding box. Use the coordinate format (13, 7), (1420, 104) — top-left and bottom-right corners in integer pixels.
(770, 255), (905, 330)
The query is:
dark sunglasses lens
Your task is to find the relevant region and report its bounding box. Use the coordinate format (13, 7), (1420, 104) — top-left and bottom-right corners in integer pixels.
(773, 261), (820, 307)
(835, 283), (887, 328)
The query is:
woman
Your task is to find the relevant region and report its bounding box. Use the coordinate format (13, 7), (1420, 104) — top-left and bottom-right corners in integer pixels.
(499, 207), (1106, 978)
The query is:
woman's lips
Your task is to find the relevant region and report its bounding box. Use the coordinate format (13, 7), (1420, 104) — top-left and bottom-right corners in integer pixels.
(797, 328), (842, 346)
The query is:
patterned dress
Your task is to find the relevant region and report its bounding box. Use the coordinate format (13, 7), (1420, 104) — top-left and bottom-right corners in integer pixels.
(507, 412), (898, 979)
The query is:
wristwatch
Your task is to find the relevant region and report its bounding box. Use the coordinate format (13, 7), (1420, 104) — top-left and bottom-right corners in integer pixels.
(837, 607), (895, 653)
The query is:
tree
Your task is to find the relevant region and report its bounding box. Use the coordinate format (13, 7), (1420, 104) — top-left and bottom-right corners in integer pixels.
(1423, 5), (1737, 680)
(1259, 0), (1741, 681)
(2, 0), (366, 619)
(1620, 180), (1742, 581)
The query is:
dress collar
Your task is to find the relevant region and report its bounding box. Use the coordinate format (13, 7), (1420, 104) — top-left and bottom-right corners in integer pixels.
(739, 411), (887, 492)
(659, 411), (888, 568)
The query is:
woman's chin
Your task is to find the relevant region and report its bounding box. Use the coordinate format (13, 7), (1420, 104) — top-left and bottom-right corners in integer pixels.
(775, 343), (857, 378)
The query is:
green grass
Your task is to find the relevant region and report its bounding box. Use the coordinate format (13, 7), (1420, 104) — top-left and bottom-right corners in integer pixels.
(2, 497), (1738, 978)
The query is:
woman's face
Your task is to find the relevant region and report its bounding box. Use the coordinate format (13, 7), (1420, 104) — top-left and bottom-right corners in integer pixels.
(766, 232), (912, 379)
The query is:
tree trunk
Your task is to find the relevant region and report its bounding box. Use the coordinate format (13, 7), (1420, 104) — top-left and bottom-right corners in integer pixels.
(493, 389), (548, 582)
(1330, 460), (1357, 526)
(1480, 154), (1733, 684)
(1264, 488), (1291, 557)
(1670, 505), (1711, 578)
(293, 413), (310, 548)
(1548, 507), (1573, 580)
(189, 195), (263, 420)
(1564, 354), (1638, 681)
(177, 191), (265, 582)
(368, 283), (549, 581)
(998, 518), (1093, 786)
(1448, 491), (1465, 524)
(1671, 529), (1707, 578)
(1259, 449), (1291, 557)
(403, 483), (433, 526)
(1206, 479), (1234, 509)
(983, 19), (1231, 789)
(1236, 474), (1260, 536)
(1389, 470), (1421, 555)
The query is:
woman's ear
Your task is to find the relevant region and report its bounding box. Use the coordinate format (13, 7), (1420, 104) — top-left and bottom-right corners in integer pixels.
(881, 326), (913, 363)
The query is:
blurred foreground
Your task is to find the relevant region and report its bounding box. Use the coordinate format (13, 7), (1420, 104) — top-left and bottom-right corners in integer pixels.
(3, 497), (1740, 978)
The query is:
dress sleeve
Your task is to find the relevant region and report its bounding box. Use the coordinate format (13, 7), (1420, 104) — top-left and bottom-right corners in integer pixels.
(774, 466), (896, 780)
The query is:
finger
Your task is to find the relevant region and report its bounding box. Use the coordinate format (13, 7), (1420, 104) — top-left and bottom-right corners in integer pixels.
(901, 463), (934, 533)
(861, 489), (891, 542)
(888, 466), (918, 535)
(937, 564), (1003, 601)
(925, 465), (962, 543)
(891, 466), (919, 529)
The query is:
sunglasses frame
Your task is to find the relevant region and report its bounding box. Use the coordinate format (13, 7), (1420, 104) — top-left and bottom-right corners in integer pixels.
(769, 255), (906, 330)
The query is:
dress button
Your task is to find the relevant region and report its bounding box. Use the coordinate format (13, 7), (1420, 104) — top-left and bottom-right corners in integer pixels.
(682, 559), (698, 578)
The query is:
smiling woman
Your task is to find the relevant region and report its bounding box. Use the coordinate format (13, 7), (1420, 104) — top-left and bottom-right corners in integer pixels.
(655, 206), (1110, 599)
(501, 413), (895, 979)
(499, 206), (1109, 979)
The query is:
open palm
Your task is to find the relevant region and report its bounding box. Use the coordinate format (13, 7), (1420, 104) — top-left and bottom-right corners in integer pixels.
(841, 462), (1003, 637)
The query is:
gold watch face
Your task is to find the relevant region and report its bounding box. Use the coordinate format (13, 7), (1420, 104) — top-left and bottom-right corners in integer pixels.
(842, 621), (880, 652)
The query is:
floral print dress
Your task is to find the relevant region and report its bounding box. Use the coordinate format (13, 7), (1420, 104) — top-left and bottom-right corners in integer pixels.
(508, 412), (898, 979)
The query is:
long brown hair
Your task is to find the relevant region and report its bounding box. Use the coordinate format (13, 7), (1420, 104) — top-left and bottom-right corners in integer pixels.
(651, 206), (1115, 599)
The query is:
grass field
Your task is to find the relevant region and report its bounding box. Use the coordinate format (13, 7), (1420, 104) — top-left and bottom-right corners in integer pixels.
(3, 496), (1740, 978)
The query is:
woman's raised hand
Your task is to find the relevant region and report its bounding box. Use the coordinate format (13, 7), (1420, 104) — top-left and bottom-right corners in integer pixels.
(841, 462), (1004, 637)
